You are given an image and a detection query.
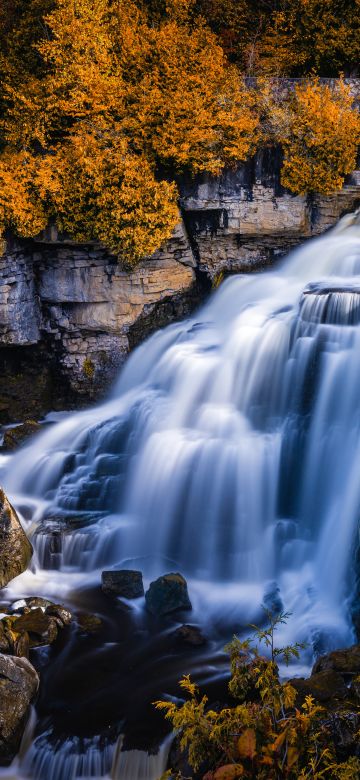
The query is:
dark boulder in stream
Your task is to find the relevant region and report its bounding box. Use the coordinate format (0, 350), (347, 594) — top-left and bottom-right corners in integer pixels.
(0, 653), (39, 765)
(0, 487), (32, 588)
(145, 573), (192, 616)
(173, 623), (206, 646)
(101, 569), (144, 599)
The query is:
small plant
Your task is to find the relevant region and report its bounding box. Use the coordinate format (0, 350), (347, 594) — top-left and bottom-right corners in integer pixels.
(155, 611), (360, 779)
(83, 357), (95, 379)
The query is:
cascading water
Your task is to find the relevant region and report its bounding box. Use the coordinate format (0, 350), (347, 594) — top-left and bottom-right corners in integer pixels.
(2, 211), (360, 778)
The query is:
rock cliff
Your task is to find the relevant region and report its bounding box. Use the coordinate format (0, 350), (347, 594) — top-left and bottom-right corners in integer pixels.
(0, 153), (359, 419)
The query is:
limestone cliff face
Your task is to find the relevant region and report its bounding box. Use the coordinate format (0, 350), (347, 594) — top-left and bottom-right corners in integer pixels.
(0, 155), (359, 419)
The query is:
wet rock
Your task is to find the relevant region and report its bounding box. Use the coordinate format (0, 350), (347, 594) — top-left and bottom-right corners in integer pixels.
(0, 487), (32, 589)
(2, 420), (41, 451)
(0, 653), (39, 765)
(21, 597), (53, 610)
(12, 608), (58, 647)
(0, 622), (10, 653)
(322, 711), (360, 761)
(290, 669), (348, 704)
(0, 598), (72, 657)
(145, 573), (192, 617)
(312, 644), (360, 676)
(101, 569), (144, 599)
(173, 624), (206, 647)
(45, 603), (72, 627)
(76, 612), (102, 634)
(13, 631), (30, 660)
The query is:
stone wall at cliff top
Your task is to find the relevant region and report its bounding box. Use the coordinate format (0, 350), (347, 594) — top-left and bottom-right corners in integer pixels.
(0, 152), (360, 420)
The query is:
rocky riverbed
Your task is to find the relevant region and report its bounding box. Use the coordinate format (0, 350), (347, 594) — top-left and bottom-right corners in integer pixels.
(0, 475), (360, 776)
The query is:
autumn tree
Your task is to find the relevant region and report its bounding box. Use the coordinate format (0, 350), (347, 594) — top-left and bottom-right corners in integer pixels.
(269, 80), (360, 194)
(259, 0), (360, 77)
(0, 0), (259, 263)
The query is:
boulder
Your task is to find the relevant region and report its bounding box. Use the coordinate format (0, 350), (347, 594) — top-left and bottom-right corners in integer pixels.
(0, 487), (32, 589)
(290, 669), (348, 704)
(312, 645), (360, 676)
(0, 599), (72, 657)
(76, 612), (102, 634)
(12, 608), (58, 648)
(322, 711), (360, 761)
(45, 603), (72, 627)
(173, 624), (206, 647)
(2, 420), (41, 451)
(101, 569), (144, 599)
(0, 653), (39, 765)
(145, 573), (192, 617)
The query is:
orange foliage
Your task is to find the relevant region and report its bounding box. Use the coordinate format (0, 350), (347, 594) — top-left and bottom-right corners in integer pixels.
(259, 0), (360, 77)
(0, 0), (259, 262)
(0, 0), (359, 262)
(274, 81), (360, 194)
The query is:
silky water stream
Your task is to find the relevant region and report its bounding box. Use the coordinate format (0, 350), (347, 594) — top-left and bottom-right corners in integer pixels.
(2, 212), (360, 778)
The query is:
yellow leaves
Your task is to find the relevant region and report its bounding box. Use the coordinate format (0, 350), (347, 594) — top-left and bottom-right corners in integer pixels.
(270, 726), (288, 754)
(237, 728), (256, 760)
(287, 746), (299, 770)
(0, 0), (359, 265)
(0, 0), (260, 263)
(214, 765), (244, 779)
(179, 675), (199, 698)
(283, 682), (297, 709)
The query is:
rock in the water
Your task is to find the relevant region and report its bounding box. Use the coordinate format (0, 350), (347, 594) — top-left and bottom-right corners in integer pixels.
(2, 420), (41, 451)
(173, 624), (206, 646)
(0, 653), (39, 765)
(145, 573), (192, 616)
(76, 612), (102, 634)
(290, 669), (348, 704)
(101, 569), (144, 599)
(12, 608), (58, 647)
(0, 599), (72, 657)
(312, 645), (360, 676)
(45, 603), (72, 627)
(0, 487), (32, 589)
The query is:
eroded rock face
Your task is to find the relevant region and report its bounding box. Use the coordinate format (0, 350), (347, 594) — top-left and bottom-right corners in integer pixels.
(0, 488), (32, 589)
(0, 653), (39, 765)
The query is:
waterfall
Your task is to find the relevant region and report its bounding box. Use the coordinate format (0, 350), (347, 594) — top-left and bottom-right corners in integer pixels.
(0, 729), (172, 780)
(2, 212), (360, 777)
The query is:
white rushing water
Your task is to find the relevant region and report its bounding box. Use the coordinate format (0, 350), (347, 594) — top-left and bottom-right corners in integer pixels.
(2, 212), (360, 777)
